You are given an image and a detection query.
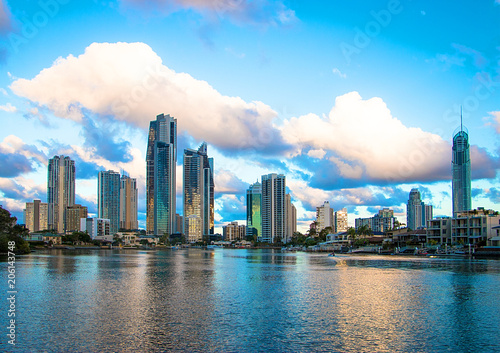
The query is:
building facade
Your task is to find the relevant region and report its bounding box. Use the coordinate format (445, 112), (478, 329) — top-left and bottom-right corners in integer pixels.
(24, 199), (48, 233)
(355, 208), (396, 233)
(426, 217), (451, 244)
(183, 143), (214, 243)
(120, 175), (138, 230)
(407, 188), (433, 230)
(65, 204), (88, 234)
(81, 217), (111, 240)
(452, 125), (471, 215)
(451, 208), (500, 245)
(146, 113), (177, 236)
(285, 193), (297, 243)
(334, 208), (348, 233)
(98, 170), (121, 235)
(246, 182), (262, 241)
(261, 173), (286, 243)
(223, 221), (246, 241)
(316, 201), (334, 232)
(48, 155), (75, 233)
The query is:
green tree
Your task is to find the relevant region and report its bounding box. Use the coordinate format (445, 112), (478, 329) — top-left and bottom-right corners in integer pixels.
(0, 206), (31, 254)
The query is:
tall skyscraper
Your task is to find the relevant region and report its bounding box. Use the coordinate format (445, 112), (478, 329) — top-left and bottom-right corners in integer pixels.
(98, 170), (121, 235)
(246, 181), (262, 241)
(183, 143), (214, 243)
(261, 173), (286, 243)
(407, 188), (433, 230)
(120, 175), (138, 230)
(452, 120), (471, 215)
(48, 155), (75, 233)
(285, 193), (296, 243)
(146, 113), (177, 236)
(24, 199), (48, 233)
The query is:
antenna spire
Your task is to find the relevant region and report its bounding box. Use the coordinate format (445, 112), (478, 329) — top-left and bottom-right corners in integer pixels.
(460, 106), (463, 132)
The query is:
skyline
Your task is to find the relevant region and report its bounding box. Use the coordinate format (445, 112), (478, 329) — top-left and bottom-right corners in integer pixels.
(0, 0), (499, 233)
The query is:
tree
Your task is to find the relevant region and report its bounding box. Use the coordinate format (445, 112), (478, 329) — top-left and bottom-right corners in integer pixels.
(0, 206), (31, 254)
(347, 227), (357, 244)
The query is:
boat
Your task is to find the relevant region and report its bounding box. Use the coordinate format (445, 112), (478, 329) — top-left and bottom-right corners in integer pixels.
(328, 252), (335, 257)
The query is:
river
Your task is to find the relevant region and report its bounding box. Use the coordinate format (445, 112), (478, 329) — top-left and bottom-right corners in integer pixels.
(1, 248), (499, 352)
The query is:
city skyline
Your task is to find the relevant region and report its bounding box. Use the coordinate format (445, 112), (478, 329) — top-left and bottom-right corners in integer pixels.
(0, 1), (499, 233)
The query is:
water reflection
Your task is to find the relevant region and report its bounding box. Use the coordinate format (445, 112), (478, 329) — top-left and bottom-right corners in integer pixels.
(1, 250), (499, 352)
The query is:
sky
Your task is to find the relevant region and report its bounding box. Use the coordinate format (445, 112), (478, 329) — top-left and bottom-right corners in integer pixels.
(0, 0), (499, 233)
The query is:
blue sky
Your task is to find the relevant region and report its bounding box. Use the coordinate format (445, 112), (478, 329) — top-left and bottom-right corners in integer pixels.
(0, 0), (499, 232)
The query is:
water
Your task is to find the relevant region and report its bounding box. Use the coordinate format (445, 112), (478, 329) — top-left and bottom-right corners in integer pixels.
(1, 249), (500, 352)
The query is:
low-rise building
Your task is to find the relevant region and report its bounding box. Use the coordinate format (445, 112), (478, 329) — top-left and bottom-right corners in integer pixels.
(426, 217), (451, 244)
(451, 208), (500, 245)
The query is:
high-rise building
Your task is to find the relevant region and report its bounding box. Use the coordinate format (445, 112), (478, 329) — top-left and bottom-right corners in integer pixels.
(98, 170), (121, 235)
(48, 155), (75, 233)
(452, 122), (471, 215)
(285, 193), (296, 243)
(223, 221), (246, 241)
(146, 113), (177, 236)
(316, 201), (333, 232)
(261, 173), (286, 243)
(183, 143), (214, 243)
(407, 188), (433, 230)
(65, 204), (88, 234)
(120, 175), (138, 230)
(24, 199), (48, 233)
(355, 208), (396, 233)
(334, 208), (348, 233)
(246, 181), (262, 241)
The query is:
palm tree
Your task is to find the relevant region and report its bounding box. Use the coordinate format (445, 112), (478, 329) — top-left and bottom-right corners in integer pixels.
(347, 227), (357, 244)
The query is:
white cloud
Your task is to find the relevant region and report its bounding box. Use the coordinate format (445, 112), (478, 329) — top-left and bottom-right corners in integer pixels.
(281, 91), (450, 182)
(10, 42), (282, 152)
(486, 111), (500, 134)
(0, 135), (46, 165)
(307, 149), (326, 159)
(0, 102), (16, 112)
(332, 68), (347, 79)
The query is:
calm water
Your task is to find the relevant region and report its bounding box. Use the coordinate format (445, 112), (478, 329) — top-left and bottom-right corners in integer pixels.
(1, 249), (500, 352)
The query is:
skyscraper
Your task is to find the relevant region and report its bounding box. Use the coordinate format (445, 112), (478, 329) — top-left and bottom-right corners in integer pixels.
(285, 193), (296, 243)
(407, 188), (433, 230)
(120, 175), (138, 230)
(246, 181), (262, 241)
(98, 170), (121, 235)
(47, 155), (75, 233)
(24, 199), (48, 233)
(146, 113), (177, 236)
(261, 173), (286, 243)
(316, 201), (333, 231)
(334, 208), (348, 233)
(183, 143), (214, 243)
(452, 121), (471, 215)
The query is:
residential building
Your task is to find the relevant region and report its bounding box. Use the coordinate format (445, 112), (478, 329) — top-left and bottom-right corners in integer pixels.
(451, 208), (500, 245)
(223, 221), (246, 241)
(65, 204), (88, 233)
(98, 170), (121, 235)
(120, 175), (138, 230)
(246, 181), (262, 241)
(261, 173), (286, 243)
(183, 143), (214, 243)
(81, 217), (110, 240)
(175, 213), (183, 234)
(47, 155), (75, 233)
(146, 113), (177, 236)
(285, 193), (296, 243)
(355, 208), (396, 233)
(426, 217), (451, 245)
(316, 201), (333, 232)
(24, 199), (48, 233)
(452, 122), (471, 215)
(334, 208), (348, 233)
(407, 188), (433, 230)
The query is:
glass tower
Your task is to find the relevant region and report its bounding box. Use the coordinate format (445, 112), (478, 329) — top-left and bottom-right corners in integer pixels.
(98, 170), (121, 235)
(146, 114), (177, 236)
(183, 143), (214, 243)
(452, 125), (471, 216)
(246, 182), (262, 241)
(47, 155), (75, 233)
(261, 173), (286, 243)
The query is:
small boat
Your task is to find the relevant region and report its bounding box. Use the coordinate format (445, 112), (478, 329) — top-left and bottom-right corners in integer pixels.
(328, 252), (335, 257)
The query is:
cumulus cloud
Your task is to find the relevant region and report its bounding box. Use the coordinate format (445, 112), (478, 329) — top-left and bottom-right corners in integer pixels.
(215, 169), (249, 195)
(0, 102), (16, 112)
(10, 42), (287, 153)
(0, 135), (46, 177)
(119, 0), (297, 26)
(281, 92), (452, 187)
(486, 111), (500, 134)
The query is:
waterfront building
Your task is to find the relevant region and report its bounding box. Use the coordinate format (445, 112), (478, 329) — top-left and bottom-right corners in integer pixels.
(451, 208), (500, 245)
(120, 175), (138, 230)
(426, 217), (451, 245)
(146, 113), (177, 236)
(223, 221), (246, 241)
(47, 155), (75, 233)
(285, 194), (297, 243)
(246, 181), (262, 241)
(261, 173), (286, 243)
(334, 208), (348, 233)
(183, 143), (214, 243)
(98, 170), (121, 235)
(407, 188), (433, 230)
(81, 217), (111, 240)
(355, 208), (396, 233)
(24, 199), (48, 233)
(316, 201), (333, 232)
(452, 121), (471, 215)
(175, 213), (183, 234)
(65, 204), (88, 233)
